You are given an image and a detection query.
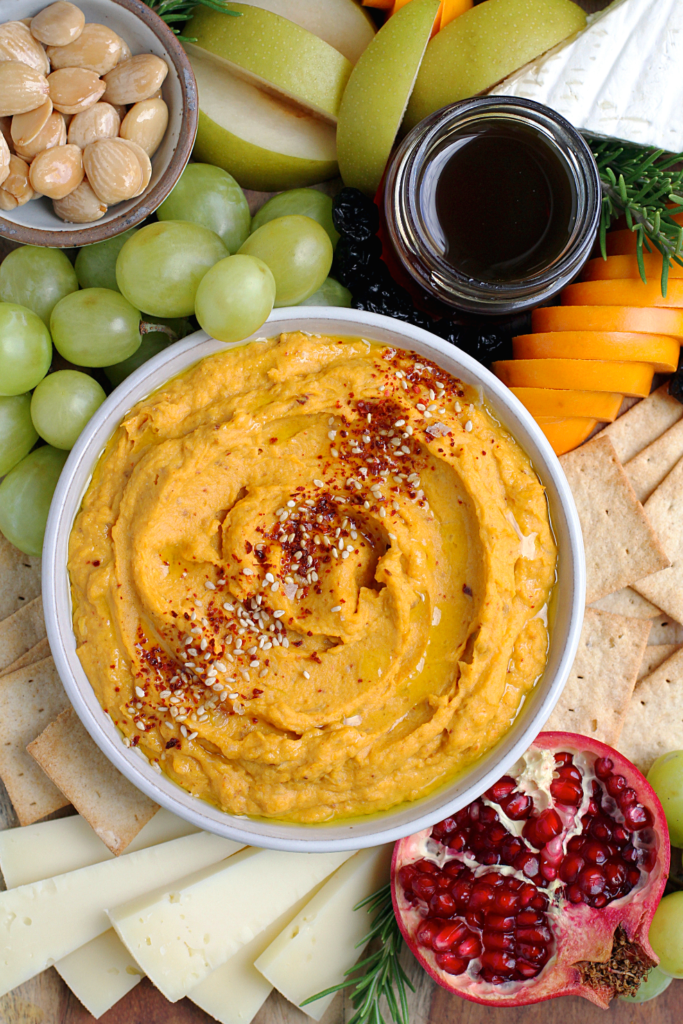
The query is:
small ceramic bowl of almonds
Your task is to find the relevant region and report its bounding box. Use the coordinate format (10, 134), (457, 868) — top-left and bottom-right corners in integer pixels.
(0, 0), (197, 246)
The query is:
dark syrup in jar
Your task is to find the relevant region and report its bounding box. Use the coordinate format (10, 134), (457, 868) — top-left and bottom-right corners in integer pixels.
(425, 121), (575, 284)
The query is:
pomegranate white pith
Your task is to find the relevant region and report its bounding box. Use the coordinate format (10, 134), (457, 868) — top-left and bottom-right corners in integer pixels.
(392, 732), (670, 1007)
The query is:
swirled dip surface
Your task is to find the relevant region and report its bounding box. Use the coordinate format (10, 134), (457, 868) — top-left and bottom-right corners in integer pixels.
(69, 334), (556, 822)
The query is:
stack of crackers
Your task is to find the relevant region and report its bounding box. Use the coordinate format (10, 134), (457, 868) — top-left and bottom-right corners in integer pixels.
(546, 383), (683, 773)
(0, 535), (159, 854)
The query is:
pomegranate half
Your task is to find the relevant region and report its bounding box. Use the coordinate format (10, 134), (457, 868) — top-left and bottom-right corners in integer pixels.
(392, 732), (670, 1007)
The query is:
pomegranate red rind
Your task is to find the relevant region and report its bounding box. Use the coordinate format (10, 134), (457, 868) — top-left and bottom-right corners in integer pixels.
(392, 732), (670, 1007)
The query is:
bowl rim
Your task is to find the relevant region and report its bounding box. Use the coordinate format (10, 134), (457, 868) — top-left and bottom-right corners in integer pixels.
(0, 0), (197, 248)
(42, 308), (586, 851)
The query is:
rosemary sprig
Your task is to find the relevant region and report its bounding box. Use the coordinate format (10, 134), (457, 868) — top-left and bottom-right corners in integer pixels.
(301, 883), (414, 1024)
(586, 135), (683, 296)
(142, 0), (240, 40)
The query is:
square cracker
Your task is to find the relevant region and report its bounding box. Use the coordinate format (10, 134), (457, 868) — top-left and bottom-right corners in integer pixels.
(559, 435), (669, 604)
(27, 708), (158, 855)
(590, 587), (660, 619)
(648, 615), (683, 645)
(633, 456), (683, 622)
(0, 637), (50, 679)
(625, 417), (683, 503)
(0, 595), (46, 674)
(638, 644), (681, 681)
(0, 656), (71, 826)
(544, 608), (651, 745)
(618, 646), (683, 773)
(598, 384), (683, 463)
(0, 532), (41, 622)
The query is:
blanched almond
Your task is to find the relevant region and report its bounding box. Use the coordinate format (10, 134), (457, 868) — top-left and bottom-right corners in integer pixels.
(3, 154), (34, 205)
(29, 142), (83, 198)
(0, 21), (50, 75)
(68, 101), (119, 148)
(0, 187), (18, 210)
(31, 2), (84, 46)
(120, 97), (167, 156)
(48, 66), (105, 114)
(0, 116), (11, 150)
(11, 97), (53, 147)
(83, 137), (141, 204)
(0, 131), (9, 187)
(46, 23), (122, 75)
(102, 54), (168, 105)
(117, 36), (132, 64)
(14, 110), (66, 159)
(0, 62), (50, 117)
(53, 177), (107, 221)
(119, 137), (151, 196)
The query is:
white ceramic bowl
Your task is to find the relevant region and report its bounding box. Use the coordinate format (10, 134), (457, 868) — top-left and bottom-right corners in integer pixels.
(0, 0), (197, 247)
(42, 309), (585, 852)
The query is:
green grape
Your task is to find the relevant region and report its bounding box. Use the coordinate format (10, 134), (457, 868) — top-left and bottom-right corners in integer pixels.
(620, 965), (672, 1002)
(0, 445), (69, 556)
(0, 246), (78, 327)
(105, 316), (193, 388)
(50, 288), (141, 368)
(0, 394), (38, 476)
(648, 750), (683, 847)
(649, 891), (683, 977)
(116, 221), (228, 318)
(195, 255), (275, 344)
(238, 216), (333, 307)
(75, 228), (138, 292)
(297, 276), (352, 307)
(251, 189), (339, 248)
(0, 303), (52, 396)
(157, 164), (251, 253)
(31, 370), (106, 450)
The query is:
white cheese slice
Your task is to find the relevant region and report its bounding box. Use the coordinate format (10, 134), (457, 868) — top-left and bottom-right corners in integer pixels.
(108, 847), (352, 1002)
(491, 0), (683, 152)
(0, 809), (198, 888)
(54, 930), (144, 1019)
(0, 832), (242, 998)
(255, 845), (393, 1020)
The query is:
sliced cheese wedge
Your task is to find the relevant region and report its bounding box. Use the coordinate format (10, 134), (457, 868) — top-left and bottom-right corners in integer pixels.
(54, 930), (144, 1019)
(109, 847), (352, 1002)
(0, 832), (242, 999)
(255, 845), (393, 1020)
(492, 0), (683, 151)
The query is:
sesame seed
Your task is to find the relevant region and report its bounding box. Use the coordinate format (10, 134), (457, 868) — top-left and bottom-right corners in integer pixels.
(331, 447), (339, 457)
(379, 508), (386, 518)
(416, 403), (426, 411)
(314, 479), (324, 487)
(250, 659), (259, 667)
(187, 731), (198, 740)
(205, 580), (216, 590)
(331, 605), (342, 612)
(200, 639), (208, 651)
(273, 609), (285, 618)
(287, 500), (296, 507)
(271, 581), (279, 592)
(135, 686), (145, 698)
(465, 420), (473, 432)
(243, 568), (254, 576)
(229, 692), (239, 699)
(136, 721), (146, 731)
(303, 670), (311, 679)
(180, 725), (188, 737)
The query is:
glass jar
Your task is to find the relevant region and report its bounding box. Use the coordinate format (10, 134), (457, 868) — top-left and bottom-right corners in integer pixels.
(382, 96), (601, 315)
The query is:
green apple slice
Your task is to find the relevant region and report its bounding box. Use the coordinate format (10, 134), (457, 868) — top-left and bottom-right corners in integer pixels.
(189, 49), (338, 193)
(236, 0), (376, 64)
(404, 0), (587, 131)
(336, 0), (441, 197)
(185, 3), (352, 123)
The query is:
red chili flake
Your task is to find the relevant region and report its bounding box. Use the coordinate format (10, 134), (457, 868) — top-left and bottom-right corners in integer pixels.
(463, 584), (473, 596)
(270, 437), (277, 444)
(166, 738), (179, 749)
(91, 559), (100, 567)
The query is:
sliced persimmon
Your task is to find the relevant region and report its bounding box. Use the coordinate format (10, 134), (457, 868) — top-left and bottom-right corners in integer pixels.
(534, 416), (598, 456)
(582, 255), (683, 282)
(531, 306), (683, 341)
(512, 332), (679, 373)
(562, 279), (683, 307)
(510, 387), (622, 421)
(493, 358), (653, 397)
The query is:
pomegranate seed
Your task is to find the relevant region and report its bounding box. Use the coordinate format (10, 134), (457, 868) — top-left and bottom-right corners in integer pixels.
(583, 841), (609, 865)
(567, 835), (586, 853)
(595, 757), (613, 779)
(557, 763), (582, 782)
(483, 929), (515, 951)
(604, 861), (627, 888)
(481, 951), (516, 973)
(486, 914), (516, 931)
(466, 909), (484, 929)
(435, 874), (452, 891)
(516, 943), (546, 964)
(444, 862), (466, 879)
(457, 934), (483, 959)
(416, 919), (442, 948)
(486, 823), (508, 847)
(555, 751), (574, 765)
(469, 802), (482, 822)
(486, 776), (516, 802)
(590, 819), (613, 842)
(540, 862), (558, 882)
(451, 879), (473, 909)
(480, 805), (499, 824)
(412, 876), (437, 900)
(501, 837), (524, 863)
(627, 867), (641, 887)
(592, 893), (609, 908)
(567, 884), (583, 903)
(480, 872), (505, 887)
(642, 848), (657, 873)
(606, 774), (627, 797)
(432, 920), (469, 952)
(530, 893), (549, 910)
(514, 852), (540, 878)
(516, 925), (552, 944)
(578, 866), (606, 896)
(398, 866), (417, 890)
(447, 831), (468, 853)
(622, 845), (638, 864)
(415, 858), (439, 874)
(507, 878), (524, 892)
(523, 808), (563, 847)
(623, 804), (653, 830)
(434, 952), (468, 975)
(455, 808), (469, 826)
(429, 892), (457, 917)
(491, 890), (519, 914)
(618, 787), (638, 809)
(559, 854), (585, 883)
(501, 792), (532, 819)
(612, 825), (629, 846)
(516, 959), (542, 978)
(480, 851), (500, 866)
(432, 817), (457, 839)
(468, 883), (496, 910)
(517, 908), (544, 926)
(550, 778), (583, 805)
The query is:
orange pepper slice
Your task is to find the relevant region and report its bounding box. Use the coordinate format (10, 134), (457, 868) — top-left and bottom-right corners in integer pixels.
(512, 332), (679, 373)
(531, 306), (683, 341)
(493, 358), (654, 397)
(510, 386), (622, 421)
(562, 279), (683, 308)
(534, 417), (598, 456)
(439, 0), (473, 28)
(582, 255), (683, 282)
